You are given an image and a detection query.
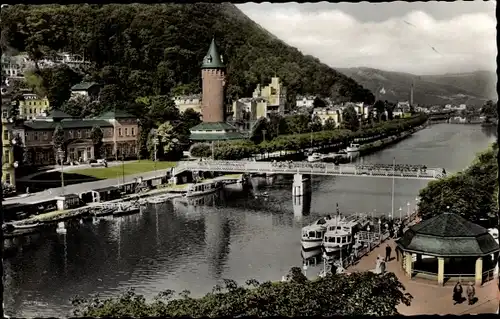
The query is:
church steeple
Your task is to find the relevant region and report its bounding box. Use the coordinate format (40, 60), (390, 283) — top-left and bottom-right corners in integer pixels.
(201, 38), (225, 69)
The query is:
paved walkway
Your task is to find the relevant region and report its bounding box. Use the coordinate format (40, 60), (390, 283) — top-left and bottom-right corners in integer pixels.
(3, 168), (172, 205)
(347, 239), (498, 315)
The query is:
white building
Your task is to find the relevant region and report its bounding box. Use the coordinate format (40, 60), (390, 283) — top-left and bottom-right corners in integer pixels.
(172, 94), (202, 114)
(296, 95), (316, 108)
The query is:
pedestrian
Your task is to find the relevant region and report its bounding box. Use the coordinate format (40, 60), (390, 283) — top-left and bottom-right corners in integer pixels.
(466, 282), (475, 305)
(453, 282), (463, 305)
(380, 259), (386, 273)
(385, 245), (392, 262)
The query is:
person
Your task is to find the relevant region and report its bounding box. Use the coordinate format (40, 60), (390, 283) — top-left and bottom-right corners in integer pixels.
(453, 282), (463, 305)
(466, 282), (475, 305)
(385, 245), (392, 262)
(380, 259), (386, 273)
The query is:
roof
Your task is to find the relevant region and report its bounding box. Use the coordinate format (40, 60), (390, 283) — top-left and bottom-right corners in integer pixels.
(97, 110), (135, 120)
(93, 186), (119, 193)
(190, 122), (238, 131)
(189, 131), (245, 141)
(201, 38), (225, 69)
(71, 82), (99, 91)
(24, 119), (113, 130)
(45, 109), (73, 120)
(397, 213), (499, 257)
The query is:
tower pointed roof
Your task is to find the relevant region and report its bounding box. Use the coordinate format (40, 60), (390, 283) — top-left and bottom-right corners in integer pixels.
(201, 38), (225, 69)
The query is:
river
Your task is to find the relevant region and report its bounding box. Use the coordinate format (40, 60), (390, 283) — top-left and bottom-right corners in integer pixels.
(3, 124), (497, 317)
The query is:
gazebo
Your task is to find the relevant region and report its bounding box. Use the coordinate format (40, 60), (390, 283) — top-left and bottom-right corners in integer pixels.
(396, 212), (499, 286)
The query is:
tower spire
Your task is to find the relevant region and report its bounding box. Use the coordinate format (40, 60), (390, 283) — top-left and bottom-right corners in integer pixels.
(201, 38), (225, 69)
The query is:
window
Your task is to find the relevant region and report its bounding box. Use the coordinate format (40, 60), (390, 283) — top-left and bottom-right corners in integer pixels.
(3, 130), (8, 141)
(125, 128), (128, 136)
(2, 110), (8, 118)
(43, 131), (48, 140)
(5, 173), (11, 184)
(69, 130), (74, 138)
(4, 150), (10, 163)
(29, 108), (32, 114)
(86, 130), (91, 138)
(131, 128), (135, 136)
(118, 128), (122, 136)
(77, 130), (81, 138)
(34, 132), (38, 141)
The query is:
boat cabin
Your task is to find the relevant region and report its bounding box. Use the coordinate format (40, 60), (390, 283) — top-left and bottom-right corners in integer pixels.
(323, 229), (352, 245)
(90, 186), (121, 203)
(55, 193), (81, 210)
(186, 181), (219, 196)
(302, 225), (327, 240)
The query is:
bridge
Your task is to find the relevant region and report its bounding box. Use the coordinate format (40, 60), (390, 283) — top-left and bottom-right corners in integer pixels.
(173, 160), (444, 181)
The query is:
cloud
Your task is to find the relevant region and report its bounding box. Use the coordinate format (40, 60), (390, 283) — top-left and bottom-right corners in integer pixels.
(237, 3), (496, 75)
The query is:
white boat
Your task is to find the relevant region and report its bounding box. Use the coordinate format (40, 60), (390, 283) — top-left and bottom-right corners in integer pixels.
(147, 196), (170, 204)
(322, 229), (352, 254)
(346, 143), (360, 153)
(307, 153), (323, 162)
(301, 215), (342, 251)
(185, 181), (220, 197)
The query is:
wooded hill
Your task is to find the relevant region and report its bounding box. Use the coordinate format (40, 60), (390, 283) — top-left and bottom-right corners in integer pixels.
(337, 67), (496, 106)
(0, 3), (375, 108)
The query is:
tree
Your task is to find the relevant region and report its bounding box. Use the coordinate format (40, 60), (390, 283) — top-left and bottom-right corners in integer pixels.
(384, 100), (396, 121)
(312, 97), (326, 109)
(250, 117), (269, 144)
(417, 143), (498, 228)
(62, 95), (96, 118)
(341, 106), (360, 131)
(373, 100), (386, 121)
(285, 114), (311, 134)
(38, 65), (83, 109)
(52, 124), (66, 163)
(175, 108), (201, 145)
(323, 118), (336, 131)
(71, 268), (412, 317)
(90, 125), (104, 159)
(309, 115), (323, 132)
(480, 100), (498, 121)
(151, 121), (182, 160)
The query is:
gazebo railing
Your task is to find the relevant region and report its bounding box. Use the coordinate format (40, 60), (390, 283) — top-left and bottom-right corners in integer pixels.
(482, 268), (497, 283)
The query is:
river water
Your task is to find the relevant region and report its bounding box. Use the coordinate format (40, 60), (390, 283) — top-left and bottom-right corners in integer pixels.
(3, 124), (497, 317)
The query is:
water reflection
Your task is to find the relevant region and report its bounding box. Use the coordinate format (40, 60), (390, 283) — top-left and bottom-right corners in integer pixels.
(5, 124), (496, 318)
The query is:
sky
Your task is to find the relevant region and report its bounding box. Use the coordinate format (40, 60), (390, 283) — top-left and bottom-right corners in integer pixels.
(237, 1), (497, 75)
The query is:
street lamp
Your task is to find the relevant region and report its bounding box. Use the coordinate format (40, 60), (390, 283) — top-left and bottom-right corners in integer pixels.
(378, 218), (382, 243)
(407, 202), (410, 219)
(399, 207), (403, 221)
(322, 252), (328, 276)
(57, 148), (65, 195)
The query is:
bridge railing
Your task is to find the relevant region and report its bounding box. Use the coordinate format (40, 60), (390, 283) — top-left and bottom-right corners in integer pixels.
(175, 161), (443, 180)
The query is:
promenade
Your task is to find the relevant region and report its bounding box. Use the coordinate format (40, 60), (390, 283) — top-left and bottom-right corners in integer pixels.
(3, 168), (172, 205)
(347, 239), (498, 315)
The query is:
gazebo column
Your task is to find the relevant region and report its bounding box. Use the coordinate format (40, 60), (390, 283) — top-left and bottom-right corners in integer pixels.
(475, 257), (483, 287)
(437, 257), (445, 286)
(404, 252), (413, 277)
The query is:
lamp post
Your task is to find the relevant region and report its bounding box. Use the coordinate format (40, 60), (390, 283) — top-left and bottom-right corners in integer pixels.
(322, 252), (328, 276)
(378, 218), (382, 244)
(407, 202), (410, 220)
(121, 153), (125, 185)
(399, 207), (402, 222)
(153, 136), (159, 177)
(57, 148), (65, 195)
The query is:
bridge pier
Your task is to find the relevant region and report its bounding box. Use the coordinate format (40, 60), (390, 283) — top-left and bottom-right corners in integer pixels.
(293, 192), (311, 219)
(292, 173), (310, 197)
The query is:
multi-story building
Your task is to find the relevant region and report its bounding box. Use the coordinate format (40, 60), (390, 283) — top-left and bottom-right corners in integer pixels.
(252, 77), (287, 117)
(18, 91), (50, 120)
(312, 107), (342, 127)
(70, 82), (101, 100)
(1, 99), (16, 187)
(15, 109), (139, 166)
(173, 94), (202, 114)
(296, 95), (316, 108)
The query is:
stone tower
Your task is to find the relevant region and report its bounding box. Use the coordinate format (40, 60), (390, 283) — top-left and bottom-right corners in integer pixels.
(201, 38), (226, 123)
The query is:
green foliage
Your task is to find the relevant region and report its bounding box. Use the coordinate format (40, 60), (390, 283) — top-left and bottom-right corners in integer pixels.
(52, 124), (65, 149)
(341, 106), (360, 131)
(0, 3), (374, 105)
(323, 117), (336, 131)
(418, 143), (498, 227)
(312, 96), (326, 108)
(38, 64), (83, 109)
(90, 125), (103, 159)
(71, 269), (412, 317)
(189, 115), (427, 160)
(481, 100), (498, 120)
(147, 121), (183, 161)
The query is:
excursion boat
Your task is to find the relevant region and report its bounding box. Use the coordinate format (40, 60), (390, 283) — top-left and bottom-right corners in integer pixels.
(147, 195), (170, 204)
(322, 229), (352, 254)
(307, 153), (323, 162)
(346, 143), (360, 153)
(185, 181), (220, 197)
(301, 215), (342, 251)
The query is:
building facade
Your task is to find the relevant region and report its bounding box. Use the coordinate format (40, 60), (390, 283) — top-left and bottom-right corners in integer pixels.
(312, 108), (342, 127)
(173, 94), (202, 114)
(1, 101), (16, 187)
(70, 82), (101, 100)
(19, 91), (50, 120)
(296, 95), (316, 108)
(15, 110), (139, 166)
(252, 77), (286, 117)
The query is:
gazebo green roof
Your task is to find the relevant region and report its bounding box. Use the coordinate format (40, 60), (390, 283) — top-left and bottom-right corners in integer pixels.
(397, 213), (499, 257)
(201, 38), (225, 69)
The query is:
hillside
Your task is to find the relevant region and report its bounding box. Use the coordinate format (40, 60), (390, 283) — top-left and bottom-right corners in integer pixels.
(336, 67), (496, 106)
(0, 3), (374, 107)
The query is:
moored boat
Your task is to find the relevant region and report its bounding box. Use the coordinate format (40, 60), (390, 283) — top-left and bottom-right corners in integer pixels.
(185, 181), (220, 198)
(113, 204), (141, 217)
(346, 143), (360, 153)
(301, 215), (342, 251)
(322, 229), (352, 254)
(307, 153), (323, 162)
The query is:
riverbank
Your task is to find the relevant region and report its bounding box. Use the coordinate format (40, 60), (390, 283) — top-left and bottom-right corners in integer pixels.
(9, 174), (243, 227)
